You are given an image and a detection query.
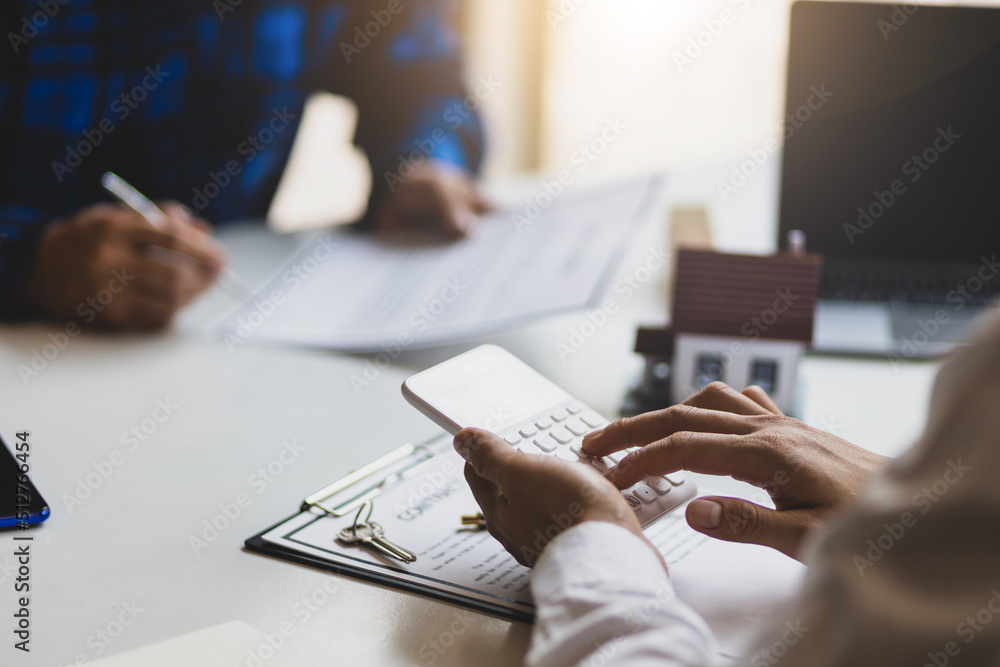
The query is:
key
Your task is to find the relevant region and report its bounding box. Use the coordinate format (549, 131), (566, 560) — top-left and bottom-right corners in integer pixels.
(590, 456), (612, 472)
(550, 410), (567, 422)
(581, 413), (605, 429)
(553, 448), (578, 462)
(533, 437), (557, 453)
(567, 403), (583, 414)
(566, 419), (589, 437)
(664, 472), (686, 486)
(535, 417), (553, 430)
(550, 428), (573, 445)
(504, 433), (522, 446)
(647, 477), (672, 495)
(622, 493), (642, 511)
(633, 485), (658, 503)
(369, 523), (418, 563)
(338, 523), (417, 563)
(519, 425), (538, 438)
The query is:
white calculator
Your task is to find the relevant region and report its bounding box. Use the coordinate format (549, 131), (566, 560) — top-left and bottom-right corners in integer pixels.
(402, 345), (696, 527)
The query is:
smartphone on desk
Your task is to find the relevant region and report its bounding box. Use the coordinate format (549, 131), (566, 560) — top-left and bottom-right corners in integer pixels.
(1, 432), (50, 529)
(402, 344), (696, 527)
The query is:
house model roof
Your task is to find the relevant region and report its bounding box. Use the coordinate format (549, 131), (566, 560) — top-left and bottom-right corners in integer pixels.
(670, 249), (823, 343)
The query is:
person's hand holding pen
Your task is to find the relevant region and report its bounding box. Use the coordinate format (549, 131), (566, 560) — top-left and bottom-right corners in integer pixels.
(20, 200), (227, 330)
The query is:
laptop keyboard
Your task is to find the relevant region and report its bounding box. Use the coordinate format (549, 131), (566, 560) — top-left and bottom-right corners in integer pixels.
(821, 260), (1000, 306)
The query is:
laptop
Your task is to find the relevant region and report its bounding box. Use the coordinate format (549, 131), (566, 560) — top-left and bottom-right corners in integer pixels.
(778, 2), (1000, 357)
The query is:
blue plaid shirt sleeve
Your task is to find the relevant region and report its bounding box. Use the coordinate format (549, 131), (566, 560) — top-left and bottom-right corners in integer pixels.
(322, 0), (485, 210)
(0, 0), (485, 321)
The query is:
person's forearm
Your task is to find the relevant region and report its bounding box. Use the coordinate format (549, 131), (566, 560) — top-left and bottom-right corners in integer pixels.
(528, 522), (718, 667)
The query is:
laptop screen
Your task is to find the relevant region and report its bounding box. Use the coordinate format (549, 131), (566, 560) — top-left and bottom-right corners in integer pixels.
(778, 2), (1000, 265)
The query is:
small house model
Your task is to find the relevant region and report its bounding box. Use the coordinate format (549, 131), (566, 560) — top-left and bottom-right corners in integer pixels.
(632, 248), (822, 416)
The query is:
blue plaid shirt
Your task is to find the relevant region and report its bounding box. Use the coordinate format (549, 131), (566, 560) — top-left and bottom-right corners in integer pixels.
(0, 0), (484, 320)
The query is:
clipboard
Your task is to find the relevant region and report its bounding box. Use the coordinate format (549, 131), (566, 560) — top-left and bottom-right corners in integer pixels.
(244, 433), (809, 658)
(243, 433), (536, 624)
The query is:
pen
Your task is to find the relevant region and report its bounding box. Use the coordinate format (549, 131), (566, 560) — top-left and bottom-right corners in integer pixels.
(101, 171), (250, 298)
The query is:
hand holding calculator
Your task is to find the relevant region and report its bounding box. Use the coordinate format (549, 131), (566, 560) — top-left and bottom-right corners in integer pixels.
(402, 345), (697, 527)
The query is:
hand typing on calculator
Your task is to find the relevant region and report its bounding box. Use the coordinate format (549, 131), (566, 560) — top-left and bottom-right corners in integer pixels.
(405, 346), (888, 565)
(454, 380), (889, 565)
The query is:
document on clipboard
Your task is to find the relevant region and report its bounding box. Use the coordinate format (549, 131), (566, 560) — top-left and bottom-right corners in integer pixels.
(245, 433), (807, 656)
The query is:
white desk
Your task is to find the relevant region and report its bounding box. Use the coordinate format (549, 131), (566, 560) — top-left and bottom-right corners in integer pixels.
(0, 169), (940, 666)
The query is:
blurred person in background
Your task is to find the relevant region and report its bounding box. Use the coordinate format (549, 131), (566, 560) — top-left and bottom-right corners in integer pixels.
(0, 0), (485, 329)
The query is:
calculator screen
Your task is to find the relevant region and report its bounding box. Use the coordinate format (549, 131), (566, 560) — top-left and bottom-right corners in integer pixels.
(407, 346), (570, 433)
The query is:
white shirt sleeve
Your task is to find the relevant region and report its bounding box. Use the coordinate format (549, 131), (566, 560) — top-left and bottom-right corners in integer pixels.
(526, 521), (719, 667)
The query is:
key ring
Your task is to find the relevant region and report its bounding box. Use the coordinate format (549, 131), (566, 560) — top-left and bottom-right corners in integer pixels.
(349, 501), (376, 537)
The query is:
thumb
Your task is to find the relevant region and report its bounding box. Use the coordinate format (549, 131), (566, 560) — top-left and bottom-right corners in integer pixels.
(454, 428), (519, 487)
(685, 497), (812, 559)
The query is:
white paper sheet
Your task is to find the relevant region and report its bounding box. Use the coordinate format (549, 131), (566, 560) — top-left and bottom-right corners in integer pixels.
(259, 439), (805, 657)
(216, 177), (661, 352)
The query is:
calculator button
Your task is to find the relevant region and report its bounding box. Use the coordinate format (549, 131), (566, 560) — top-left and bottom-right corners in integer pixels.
(504, 434), (522, 446)
(570, 442), (587, 456)
(622, 493), (642, 511)
(517, 447), (542, 456)
(533, 438), (556, 453)
(567, 403), (584, 414)
(634, 485), (658, 503)
(554, 448), (578, 463)
(647, 477), (672, 495)
(535, 417), (553, 430)
(566, 420), (589, 437)
(550, 411), (567, 422)
(590, 457), (612, 472)
(550, 428), (573, 445)
(519, 425), (538, 438)
(665, 473), (686, 486)
(581, 413), (605, 429)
